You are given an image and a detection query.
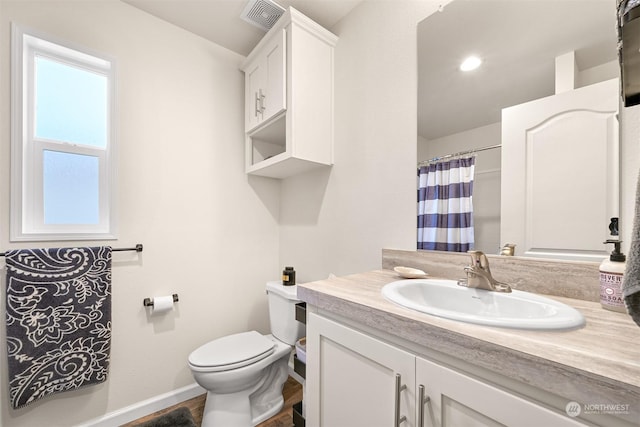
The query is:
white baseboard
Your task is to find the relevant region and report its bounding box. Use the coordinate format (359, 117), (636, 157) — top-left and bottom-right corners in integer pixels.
(77, 383), (206, 427)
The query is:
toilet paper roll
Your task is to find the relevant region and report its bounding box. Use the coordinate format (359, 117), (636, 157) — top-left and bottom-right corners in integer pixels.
(152, 295), (174, 314)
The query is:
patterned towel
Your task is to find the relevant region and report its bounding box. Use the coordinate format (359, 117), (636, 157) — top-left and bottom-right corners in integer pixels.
(5, 247), (112, 409)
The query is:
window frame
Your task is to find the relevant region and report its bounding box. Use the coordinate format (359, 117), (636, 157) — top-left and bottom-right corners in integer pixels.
(10, 23), (117, 241)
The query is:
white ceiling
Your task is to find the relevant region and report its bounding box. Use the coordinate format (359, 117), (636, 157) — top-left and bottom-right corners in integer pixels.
(122, 0), (619, 143)
(418, 0), (618, 140)
(122, 0), (362, 56)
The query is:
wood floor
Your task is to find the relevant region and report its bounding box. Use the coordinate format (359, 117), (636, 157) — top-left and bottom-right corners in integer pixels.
(120, 376), (303, 427)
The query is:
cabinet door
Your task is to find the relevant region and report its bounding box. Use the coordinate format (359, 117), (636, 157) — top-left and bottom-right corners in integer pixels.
(306, 312), (415, 427)
(261, 28), (286, 124)
(244, 29), (286, 133)
(245, 58), (265, 132)
(416, 357), (587, 427)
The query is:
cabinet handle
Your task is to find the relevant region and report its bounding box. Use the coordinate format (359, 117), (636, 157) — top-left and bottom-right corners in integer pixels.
(394, 374), (407, 426)
(418, 385), (432, 427)
(254, 92), (260, 117)
(259, 89), (266, 113)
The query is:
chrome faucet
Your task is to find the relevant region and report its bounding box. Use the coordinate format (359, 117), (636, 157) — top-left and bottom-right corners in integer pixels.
(458, 250), (512, 293)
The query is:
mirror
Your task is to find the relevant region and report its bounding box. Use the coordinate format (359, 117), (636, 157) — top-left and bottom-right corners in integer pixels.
(417, 0), (620, 258)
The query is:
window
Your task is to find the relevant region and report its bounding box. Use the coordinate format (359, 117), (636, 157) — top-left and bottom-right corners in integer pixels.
(11, 24), (116, 241)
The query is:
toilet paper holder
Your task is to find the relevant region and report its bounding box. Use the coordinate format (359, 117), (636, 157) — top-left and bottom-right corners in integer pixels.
(143, 294), (179, 307)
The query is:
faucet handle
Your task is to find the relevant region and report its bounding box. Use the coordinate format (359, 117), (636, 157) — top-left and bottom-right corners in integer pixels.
(468, 250), (491, 271)
(467, 250), (482, 266)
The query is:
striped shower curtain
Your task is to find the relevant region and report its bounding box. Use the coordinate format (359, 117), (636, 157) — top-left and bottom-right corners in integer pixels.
(417, 157), (476, 251)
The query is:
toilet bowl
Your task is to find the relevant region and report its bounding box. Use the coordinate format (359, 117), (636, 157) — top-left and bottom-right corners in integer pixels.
(188, 282), (304, 427)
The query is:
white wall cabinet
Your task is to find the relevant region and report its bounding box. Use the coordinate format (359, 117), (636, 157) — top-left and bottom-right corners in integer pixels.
(307, 312), (589, 427)
(240, 8), (338, 179)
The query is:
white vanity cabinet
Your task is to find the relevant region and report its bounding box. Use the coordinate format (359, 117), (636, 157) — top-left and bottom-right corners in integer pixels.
(306, 311), (589, 427)
(241, 7), (337, 178)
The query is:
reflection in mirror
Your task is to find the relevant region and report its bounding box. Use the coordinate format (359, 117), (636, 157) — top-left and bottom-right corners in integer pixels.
(417, 0), (619, 260)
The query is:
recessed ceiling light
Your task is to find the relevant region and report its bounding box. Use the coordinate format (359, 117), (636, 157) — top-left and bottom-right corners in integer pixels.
(460, 56), (482, 72)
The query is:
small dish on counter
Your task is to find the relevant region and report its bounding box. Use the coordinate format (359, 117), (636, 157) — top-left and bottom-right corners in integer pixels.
(393, 266), (428, 279)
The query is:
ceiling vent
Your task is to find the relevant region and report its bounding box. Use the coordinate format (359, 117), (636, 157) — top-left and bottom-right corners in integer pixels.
(240, 0), (285, 32)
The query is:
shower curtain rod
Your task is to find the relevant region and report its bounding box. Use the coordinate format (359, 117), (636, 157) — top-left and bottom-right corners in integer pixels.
(0, 244), (143, 257)
(418, 144), (501, 166)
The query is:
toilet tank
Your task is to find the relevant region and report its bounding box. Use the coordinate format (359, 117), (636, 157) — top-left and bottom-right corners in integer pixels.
(266, 281), (305, 345)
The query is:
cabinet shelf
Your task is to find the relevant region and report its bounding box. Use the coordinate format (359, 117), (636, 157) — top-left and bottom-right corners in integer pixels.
(248, 113), (286, 166)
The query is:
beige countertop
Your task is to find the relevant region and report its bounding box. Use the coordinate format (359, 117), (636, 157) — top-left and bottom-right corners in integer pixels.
(298, 269), (640, 424)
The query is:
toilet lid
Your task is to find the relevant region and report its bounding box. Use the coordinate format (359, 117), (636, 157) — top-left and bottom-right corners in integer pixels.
(188, 331), (275, 371)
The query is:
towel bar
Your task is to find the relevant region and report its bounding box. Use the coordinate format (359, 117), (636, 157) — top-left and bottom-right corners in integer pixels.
(0, 244), (143, 257)
(113, 244), (144, 253)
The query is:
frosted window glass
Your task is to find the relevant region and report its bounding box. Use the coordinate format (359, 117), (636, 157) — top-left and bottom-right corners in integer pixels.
(43, 150), (99, 224)
(35, 56), (107, 148)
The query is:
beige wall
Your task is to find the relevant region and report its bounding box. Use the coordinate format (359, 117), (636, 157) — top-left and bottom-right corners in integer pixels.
(0, 1), (280, 425)
(278, 1), (442, 282)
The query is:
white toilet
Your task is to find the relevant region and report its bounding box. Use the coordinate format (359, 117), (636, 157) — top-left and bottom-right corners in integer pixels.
(188, 281), (305, 427)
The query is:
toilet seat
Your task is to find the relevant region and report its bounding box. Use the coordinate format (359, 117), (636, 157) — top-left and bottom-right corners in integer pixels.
(188, 331), (275, 373)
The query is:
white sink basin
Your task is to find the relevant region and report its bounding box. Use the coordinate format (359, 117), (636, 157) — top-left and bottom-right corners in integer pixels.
(381, 279), (585, 330)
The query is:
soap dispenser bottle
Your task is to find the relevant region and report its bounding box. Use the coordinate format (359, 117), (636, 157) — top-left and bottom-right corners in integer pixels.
(600, 218), (626, 312)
